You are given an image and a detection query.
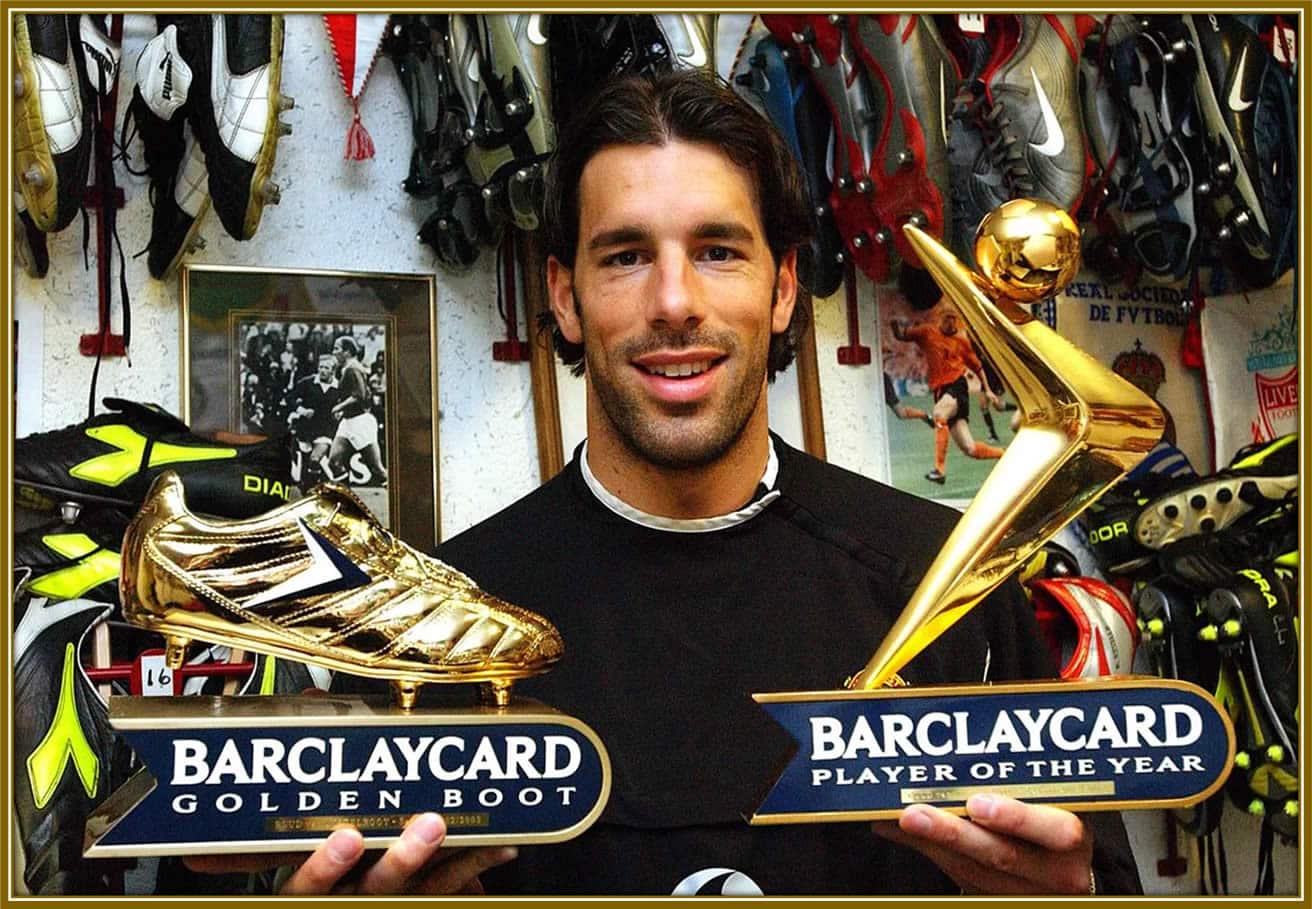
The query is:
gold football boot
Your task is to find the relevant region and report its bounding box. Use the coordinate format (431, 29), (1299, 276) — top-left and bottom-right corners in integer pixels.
(120, 472), (563, 708)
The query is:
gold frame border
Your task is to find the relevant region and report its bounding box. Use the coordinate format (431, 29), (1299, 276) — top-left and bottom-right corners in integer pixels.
(3, 7), (1305, 900)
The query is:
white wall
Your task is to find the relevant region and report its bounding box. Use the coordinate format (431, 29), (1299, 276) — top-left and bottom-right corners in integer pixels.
(11, 13), (1295, 896)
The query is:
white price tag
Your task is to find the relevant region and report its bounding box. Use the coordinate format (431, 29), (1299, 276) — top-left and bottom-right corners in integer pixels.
(958, 14), (986, 35)
(137, 652), (174, 696)
(1273, 26), (1297, 64)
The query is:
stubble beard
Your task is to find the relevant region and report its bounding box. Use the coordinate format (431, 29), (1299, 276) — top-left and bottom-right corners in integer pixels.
(576, 290), (771, 470)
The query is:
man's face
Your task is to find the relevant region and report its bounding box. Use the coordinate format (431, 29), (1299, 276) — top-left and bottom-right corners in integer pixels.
(941, 312), (959, 336)
(318, 357), (335, 381)
(333, 344), (348, 365)
(547, 140), (796, 469)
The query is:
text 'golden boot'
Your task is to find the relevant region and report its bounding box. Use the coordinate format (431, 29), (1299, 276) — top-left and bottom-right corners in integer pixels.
(120, 472), (563, 708)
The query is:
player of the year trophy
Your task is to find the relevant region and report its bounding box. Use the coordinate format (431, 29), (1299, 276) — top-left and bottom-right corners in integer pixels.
(751, 199), (1234, 824)
(84, 476), (610, 857)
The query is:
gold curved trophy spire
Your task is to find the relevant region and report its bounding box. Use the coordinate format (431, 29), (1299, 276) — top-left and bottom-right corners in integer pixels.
(849, 200), (1165, 691)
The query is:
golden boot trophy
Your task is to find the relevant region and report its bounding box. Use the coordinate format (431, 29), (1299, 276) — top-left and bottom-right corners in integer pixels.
(86, 475), (609, 857)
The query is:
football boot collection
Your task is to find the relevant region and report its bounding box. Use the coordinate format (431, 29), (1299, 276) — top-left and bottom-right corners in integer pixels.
(14, 14), (290, 283)
(387, 14), (554, 271)
(1082, 433), (1298, 576)
(1029, 576), (1140, 679)
(1017, 541), (1142, 681)
(15, 508), (132, 604)
(937, 15), (1009, 267)
(1080, 14), (1296, 289)
(12, 13), (120, 285)
(732, 13), (1293, 294)
(1184, 14), (1298, 289)
(977, 16), (1096, 217)
(384, 15), (485, 272)
(1200, 563), (1299, 840)
(1080, 433), (1299, 857)
(126, 18), (212, 280)
(125, 14), (292, 276)
(736, 34), (845, 297)
(389, 13), (718, 272)
(13, 588), (131, 894)
(759, 14), (945, 286)
(1080, 16), (1206, 285)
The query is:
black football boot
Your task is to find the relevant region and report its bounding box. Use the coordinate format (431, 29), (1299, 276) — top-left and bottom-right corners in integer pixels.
(15, 397), (294, 517)
(181, 15), (292, 240)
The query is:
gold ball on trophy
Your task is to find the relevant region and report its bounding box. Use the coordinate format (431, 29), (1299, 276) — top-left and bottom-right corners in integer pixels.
(974, 198), (1081, 303)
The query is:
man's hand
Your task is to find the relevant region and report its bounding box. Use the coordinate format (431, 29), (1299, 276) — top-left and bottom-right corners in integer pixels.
(872, 794), (1093, 894)
(183, 813), (518, 895)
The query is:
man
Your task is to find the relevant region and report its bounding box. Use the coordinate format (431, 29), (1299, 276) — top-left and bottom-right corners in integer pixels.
(891, 309), (1003, 484)
(286, 353), (341, 489)
(327, 335), (388, 487)
(192, 71), (1139, 895)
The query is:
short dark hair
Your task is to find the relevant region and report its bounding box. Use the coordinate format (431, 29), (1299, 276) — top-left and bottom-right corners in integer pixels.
(334, 336), (359, 357)
(541, 70), (813, 380)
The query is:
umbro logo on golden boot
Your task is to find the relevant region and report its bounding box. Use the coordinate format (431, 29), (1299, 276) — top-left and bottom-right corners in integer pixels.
(121, 472), (563, 708)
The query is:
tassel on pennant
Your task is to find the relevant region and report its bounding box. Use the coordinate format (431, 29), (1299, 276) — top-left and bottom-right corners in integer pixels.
(323, 14), (389, 163)
(344, 99), (375, 160)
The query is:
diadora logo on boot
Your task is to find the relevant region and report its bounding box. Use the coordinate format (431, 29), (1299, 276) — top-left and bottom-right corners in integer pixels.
(28, 540), (119, 600)
(1238, 568), (1279, 609)
(244, 474), (292, 501)
(28, 643), (101, 808)
(73, 425), (237, 487)
(1088, 520), (1129, 543)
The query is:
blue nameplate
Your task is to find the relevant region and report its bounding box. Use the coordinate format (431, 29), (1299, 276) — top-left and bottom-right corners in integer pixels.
(85, 695), (610, 857)
(751, 677), (1233, 823)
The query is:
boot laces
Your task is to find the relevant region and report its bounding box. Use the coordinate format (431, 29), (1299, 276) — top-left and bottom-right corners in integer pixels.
(981, 97), (1034, 193)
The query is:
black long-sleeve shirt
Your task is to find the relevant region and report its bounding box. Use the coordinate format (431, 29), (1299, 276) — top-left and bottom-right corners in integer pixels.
(421, 435), (1142, 895)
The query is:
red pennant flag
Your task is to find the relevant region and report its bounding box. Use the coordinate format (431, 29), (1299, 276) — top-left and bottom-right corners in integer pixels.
(323, 14), (390, 160)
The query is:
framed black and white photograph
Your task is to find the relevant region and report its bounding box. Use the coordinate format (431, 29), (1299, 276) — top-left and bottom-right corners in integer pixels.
(181, 265), (439, 550)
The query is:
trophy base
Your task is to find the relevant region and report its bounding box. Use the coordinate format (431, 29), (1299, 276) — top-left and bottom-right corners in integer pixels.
(84, 693), (610, 857)
(750, 676), (1233, 824)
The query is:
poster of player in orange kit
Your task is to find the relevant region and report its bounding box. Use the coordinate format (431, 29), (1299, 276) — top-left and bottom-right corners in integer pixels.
(879, 284), (1017, 503)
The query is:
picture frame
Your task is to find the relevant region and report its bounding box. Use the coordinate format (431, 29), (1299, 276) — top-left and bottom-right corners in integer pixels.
(180, 264), (440, 550)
